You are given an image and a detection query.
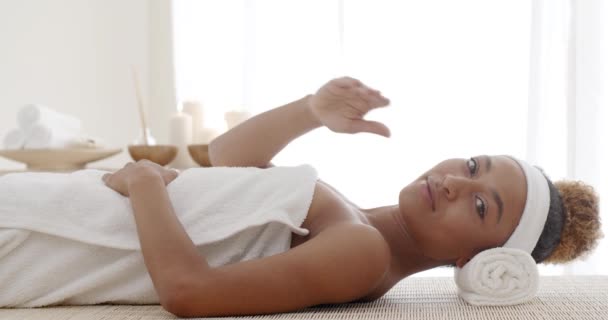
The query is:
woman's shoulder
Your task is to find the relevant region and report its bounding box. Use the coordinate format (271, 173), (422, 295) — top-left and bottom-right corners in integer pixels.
(332, 224), (391, 268)
(306, 223), (392, 300)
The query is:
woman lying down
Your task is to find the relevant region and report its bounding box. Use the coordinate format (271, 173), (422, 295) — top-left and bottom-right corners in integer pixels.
(0, 77), (602, 317)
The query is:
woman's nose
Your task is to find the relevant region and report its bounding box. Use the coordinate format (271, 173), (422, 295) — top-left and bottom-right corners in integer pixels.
(441, 174), (475, 200)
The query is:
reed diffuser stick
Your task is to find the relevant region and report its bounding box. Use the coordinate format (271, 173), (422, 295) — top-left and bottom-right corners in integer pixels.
(131, 66), (149, 145)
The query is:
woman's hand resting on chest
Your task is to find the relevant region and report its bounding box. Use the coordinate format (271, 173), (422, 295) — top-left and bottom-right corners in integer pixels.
(308, 76), (392, 138)
(102, 159), (180, 197)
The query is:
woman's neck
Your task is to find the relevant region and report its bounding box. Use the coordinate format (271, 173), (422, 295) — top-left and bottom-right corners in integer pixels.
(358, 204), (449, 280)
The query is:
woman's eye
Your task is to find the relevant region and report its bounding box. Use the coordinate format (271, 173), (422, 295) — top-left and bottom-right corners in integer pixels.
(467, 158), (478, 175)
(476, 197), (486, 219)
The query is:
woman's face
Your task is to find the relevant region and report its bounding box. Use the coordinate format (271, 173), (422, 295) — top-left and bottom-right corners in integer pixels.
(399, 155), (526, 266)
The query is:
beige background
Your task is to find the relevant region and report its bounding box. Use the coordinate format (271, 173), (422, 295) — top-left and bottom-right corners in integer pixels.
(0, 0), (176, 170)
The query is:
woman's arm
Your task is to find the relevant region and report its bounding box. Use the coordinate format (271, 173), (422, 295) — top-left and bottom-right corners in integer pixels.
(168, 224), (390, 317)
(209, 76), (391, 168)
(208, 94), (321, 168)
(127, 171), (211, 306)
(102, 162), (212, 309)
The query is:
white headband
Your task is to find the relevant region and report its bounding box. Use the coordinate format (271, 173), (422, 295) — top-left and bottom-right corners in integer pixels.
(502, 157), (551, 254)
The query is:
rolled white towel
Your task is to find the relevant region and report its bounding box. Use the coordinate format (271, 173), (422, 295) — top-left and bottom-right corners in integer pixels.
(64, 136), (107, 149)
(17, 104), (81, 133)
(454, 247), (539, 306)
(2, 128), (26, 150)
(23, 123), (84, 149)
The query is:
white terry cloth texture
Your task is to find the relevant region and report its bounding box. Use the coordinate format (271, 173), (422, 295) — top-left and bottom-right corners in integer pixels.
(454, 247), (539, 306)
(501, 157), (551, 253)
(454, 156), (551, 306)
(17, 104), (83, 149)
(20, 123), (105, 149)
(17, 104), (82, 133)
(22, 122), (84, 149)
(0, 164), (317, 307)
(3, 104), (106, 149)
(2, 128), (26, 149)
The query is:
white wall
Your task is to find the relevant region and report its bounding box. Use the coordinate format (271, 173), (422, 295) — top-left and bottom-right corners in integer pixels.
(0, 0), (176, 170)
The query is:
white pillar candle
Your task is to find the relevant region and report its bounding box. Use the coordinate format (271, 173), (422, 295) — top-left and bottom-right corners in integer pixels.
(168, 111), (194, 169)
(197, 127), (221, 144)
(224, 110), (251, 130)
(182, 100), (204, 143)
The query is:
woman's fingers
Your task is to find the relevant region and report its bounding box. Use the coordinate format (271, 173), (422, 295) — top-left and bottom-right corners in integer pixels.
(348, 119), (391, 138)
(100, 160), (181, 197)
(162, 168), (180, 184)
(369, 88), (390, 106)
(327, 77), (390, 109)
(355, 86), (390, 110)
(101, 171), (129, 196)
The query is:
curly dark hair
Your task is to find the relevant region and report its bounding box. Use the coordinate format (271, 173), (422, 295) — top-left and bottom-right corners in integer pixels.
(534, 177), (603, 264)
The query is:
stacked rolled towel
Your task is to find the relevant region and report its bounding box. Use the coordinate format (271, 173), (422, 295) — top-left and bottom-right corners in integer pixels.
(2, 104), (103, 149)
(454, 247), (539, 306)
(2, 129), (26, 150)
(17, 103), (82, 134)
(24, 122), (81, 149)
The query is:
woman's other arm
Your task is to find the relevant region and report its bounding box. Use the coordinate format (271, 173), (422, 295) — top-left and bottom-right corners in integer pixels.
(166, 224), (390, 317)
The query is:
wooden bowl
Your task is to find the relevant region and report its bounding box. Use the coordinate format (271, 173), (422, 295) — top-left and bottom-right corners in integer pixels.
(188, 144), (211, 167)
(127, 145), (178, 166)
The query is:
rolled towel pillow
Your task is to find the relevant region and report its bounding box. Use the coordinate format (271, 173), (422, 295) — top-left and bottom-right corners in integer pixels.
(23, 123), (83, 149)
(454, 247), (539, 306)
(2, 128), (26, 150)
(17, 104), (82, 133)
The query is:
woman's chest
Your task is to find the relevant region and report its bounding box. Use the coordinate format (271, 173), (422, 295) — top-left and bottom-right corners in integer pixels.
(290, 181), (363, 249)
(288, 181), (396, 302)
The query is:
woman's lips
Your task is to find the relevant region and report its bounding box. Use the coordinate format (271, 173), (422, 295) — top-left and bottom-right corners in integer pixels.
(420, 178), (435, 211)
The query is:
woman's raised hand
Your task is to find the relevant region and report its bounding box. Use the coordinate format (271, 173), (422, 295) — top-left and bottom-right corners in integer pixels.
(308, 76), (391, 137)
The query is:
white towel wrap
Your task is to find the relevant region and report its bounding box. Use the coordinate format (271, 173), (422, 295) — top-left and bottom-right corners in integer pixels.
(0, 165), (316, 306)
(455, 156), (551, 306)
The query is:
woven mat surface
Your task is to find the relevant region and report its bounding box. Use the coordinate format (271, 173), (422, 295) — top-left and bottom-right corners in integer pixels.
(1, 276), (607, 319)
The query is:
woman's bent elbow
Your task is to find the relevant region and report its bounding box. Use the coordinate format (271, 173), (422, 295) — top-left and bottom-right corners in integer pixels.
(162, 291), (198, 318)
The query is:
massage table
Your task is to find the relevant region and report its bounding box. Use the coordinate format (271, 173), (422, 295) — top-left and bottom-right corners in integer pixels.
(1, 276), (606, 319)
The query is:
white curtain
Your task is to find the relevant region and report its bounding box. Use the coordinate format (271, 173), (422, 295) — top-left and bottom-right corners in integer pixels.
(528, 0), (607, 275)
(172, 0), (607, 276)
